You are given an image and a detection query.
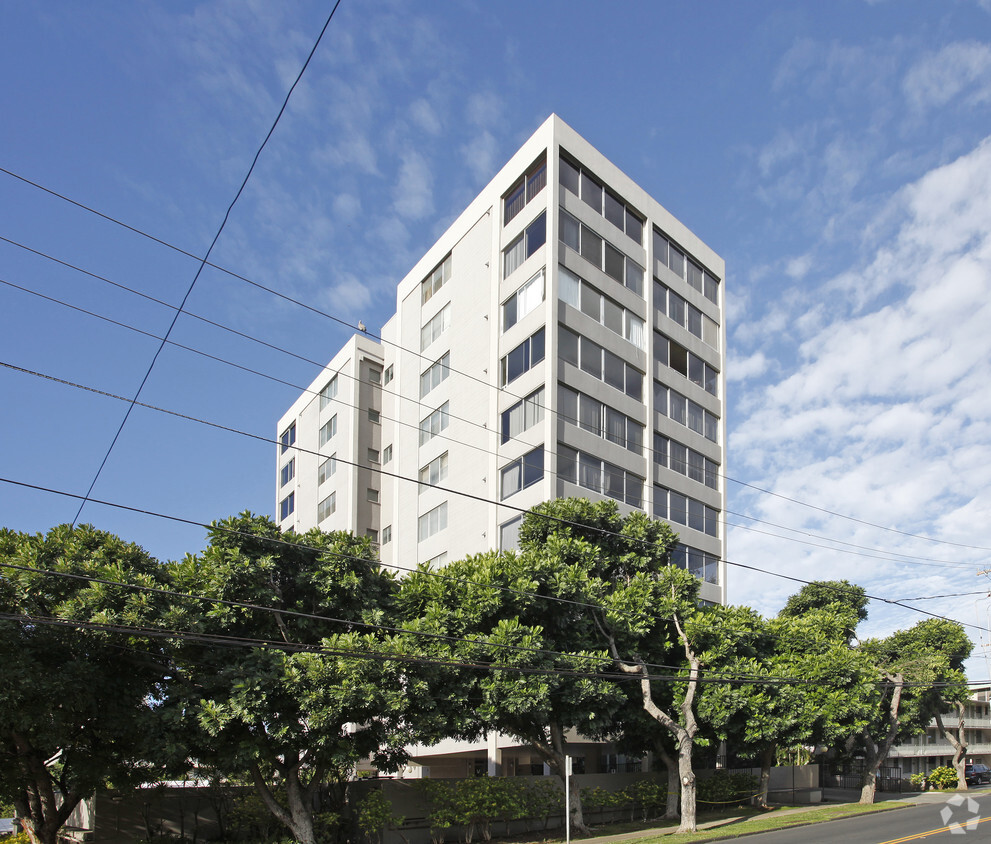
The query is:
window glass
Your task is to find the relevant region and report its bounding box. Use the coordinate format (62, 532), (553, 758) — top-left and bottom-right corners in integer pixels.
(317, 493), (335, 522)
(626, 260), (644, 295)
(703, 315), (719, 349)
(687, 260), (704, 293)
(579, 393), (602, 435)
(500, 516), (522, 551)
(603, 350), (625, 391)
(319, 415), (337, 446)
(653, 281), (667, 316)
(523, 447), (544, 488)
(504, 235), (525, 277)
(504, 179), (526, 225)
(579, 337), (602, 378)
(604, 242), (625, 282)
(368, 408), (380, 424)
(687, 401), (704, 435)
(280, 492), (295, 521)
(627, 421), (643, 454)
(653, 230), (669, 270)
(280, 422), (296, 454)
(560, 326), (579, 366)
(670, 342), (688, 376)
(605, 407), (626, 446)
(367, 488), (380, 503)
(653, 433), (668, 466)
(558, 445), (578, 484)
(669, 244), (685, 278)
(525, 212), (546, 258)
(626, 364), (643, 401)
(626, 313), (645, 349)
(318, 456), (336, 485)
(687, 303), (703, 338)
(280, 459), (294, 488)
(558, 384), (578, 425)
(603, 298), (623, 335)
(704, 411), (718, 443)
(580, 225), (602, 267)
(688, 354), (704, 388)
(604, 191), (625, 230)
(319, 377), (338, 410)
(560, 158), (580, 195)
(560, 211), (580, 251)
(559, 266), (580, 307)
(626, 209), (642, 244)
(580, 282), (600, 319)
(581, 172), (602, 212)
(704, 271), (719, 304)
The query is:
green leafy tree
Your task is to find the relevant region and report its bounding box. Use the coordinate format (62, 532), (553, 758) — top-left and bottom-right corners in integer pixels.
(856, 618), (971, 803)
(0, 525), (171, 844)
(701, 596), (876, 807)
(166, 514), (415, 844)
(781, 581), (972, 804)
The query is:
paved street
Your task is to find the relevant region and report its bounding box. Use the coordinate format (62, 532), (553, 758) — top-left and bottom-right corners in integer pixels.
(704, 788), (991, 844)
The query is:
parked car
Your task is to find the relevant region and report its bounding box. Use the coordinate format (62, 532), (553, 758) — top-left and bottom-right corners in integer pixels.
(965, 763), (991, 785)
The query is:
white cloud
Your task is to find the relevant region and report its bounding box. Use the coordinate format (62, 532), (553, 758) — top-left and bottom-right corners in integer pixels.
(728, 352), (770, 383)
(409, 98), (443, 135)
(903, 41), (991, 113)
(393, 151), (434, 220)
(730, 135), (991, 632)
(460, 129), (500, 185)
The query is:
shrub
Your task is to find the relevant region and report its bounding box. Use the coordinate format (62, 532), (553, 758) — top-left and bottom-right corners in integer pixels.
(927, 766), (958, 790)
(909, 772), (927, 790)
(696, 772), (759, 806)
(357, 788), (405, 844)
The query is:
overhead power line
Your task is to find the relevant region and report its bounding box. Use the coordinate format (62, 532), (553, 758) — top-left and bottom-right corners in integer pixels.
(0, 473), (986, 640)
(2, 173), (988, 555)
(67, 0), (344, 526)
(1, 273), (976, 569)
(2, 356), (979, 575)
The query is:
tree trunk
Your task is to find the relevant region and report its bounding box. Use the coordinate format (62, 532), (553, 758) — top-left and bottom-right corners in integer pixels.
(8, 734), (83, 844)
(676, 735), (696, 832)
(860, 672), (905, 805)
(249, 760), (320, 844)
(652, 738), (680, 819)
(530, 723), (586, 834)
(757, 742), (777, 809)
(600, 596), (701, 832)
(934, 703), (968, 791)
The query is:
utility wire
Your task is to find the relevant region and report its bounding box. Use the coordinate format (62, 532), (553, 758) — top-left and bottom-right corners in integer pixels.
(67, 1), (343, 526)
(3, 357), (979, 575)
(0, 611), (978, 691)
(2, 269), (979, 570)
(1, 474), (987, 640)
(2, 173), (988, 555)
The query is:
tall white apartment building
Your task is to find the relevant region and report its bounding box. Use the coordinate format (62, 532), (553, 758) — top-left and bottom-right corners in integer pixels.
(276, 115), (726, 604)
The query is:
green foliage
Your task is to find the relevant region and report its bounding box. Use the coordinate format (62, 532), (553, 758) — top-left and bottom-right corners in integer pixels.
(0, 524), (172, 844)
(927, 766), (958, 790)
(357, 788), (405, 844)
(418, 777), (565, 843)
(6, 833), (32, 844)
(696, 772), (759, 805)
(909, 772), (927, 790)
(166, 513), (415, 843)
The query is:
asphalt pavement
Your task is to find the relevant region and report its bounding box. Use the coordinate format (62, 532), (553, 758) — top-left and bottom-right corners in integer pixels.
(579, 784), (991, 843)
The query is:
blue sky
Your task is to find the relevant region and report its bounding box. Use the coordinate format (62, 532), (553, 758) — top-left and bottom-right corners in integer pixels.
(2, 1), (991, 671)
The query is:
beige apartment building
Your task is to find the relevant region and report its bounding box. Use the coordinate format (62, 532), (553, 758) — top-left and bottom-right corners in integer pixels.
(276, 114), (726, 607)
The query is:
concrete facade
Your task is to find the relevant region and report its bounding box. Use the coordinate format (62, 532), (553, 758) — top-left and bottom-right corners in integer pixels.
(275, 114), (726, 604)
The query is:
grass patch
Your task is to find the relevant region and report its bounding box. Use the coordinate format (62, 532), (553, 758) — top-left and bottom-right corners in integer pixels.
(513, 801), (913, 844)
(596, 800), (912, 843)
